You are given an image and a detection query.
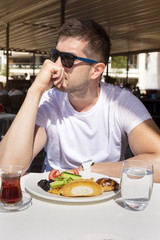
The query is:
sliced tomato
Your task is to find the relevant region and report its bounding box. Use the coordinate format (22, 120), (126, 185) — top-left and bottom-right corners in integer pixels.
(65, 169), (79, 175)
(49, 169), (61, 181)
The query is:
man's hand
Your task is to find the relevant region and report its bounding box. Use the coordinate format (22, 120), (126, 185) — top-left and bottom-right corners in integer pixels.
(33, 59), (68, 93)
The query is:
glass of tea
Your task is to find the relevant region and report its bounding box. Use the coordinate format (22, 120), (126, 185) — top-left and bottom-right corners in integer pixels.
(0, 165), (24, 206)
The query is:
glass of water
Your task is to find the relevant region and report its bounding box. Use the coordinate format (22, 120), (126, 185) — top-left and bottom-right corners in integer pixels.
(120, 160), (153, 211)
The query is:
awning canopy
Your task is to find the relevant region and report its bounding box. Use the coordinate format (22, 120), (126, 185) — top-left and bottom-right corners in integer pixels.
(0, 0), (160, 56)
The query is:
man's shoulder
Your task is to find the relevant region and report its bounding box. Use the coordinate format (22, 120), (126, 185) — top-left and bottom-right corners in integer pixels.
(101, 81), (122, 92)
(101, 82), (125, 100)
(101, 82), (140, 108)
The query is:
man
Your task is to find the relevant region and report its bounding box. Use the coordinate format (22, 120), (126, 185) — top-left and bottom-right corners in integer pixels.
(0, 19), (160, 182)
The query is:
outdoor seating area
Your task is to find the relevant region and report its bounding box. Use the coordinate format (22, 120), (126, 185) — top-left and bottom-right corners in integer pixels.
(0, 78), (32, 114)
(0, 113), (16, 140)
(0, 94), (25, 114)
(0, 92), (25, 139)
(0, 1), (160, 240)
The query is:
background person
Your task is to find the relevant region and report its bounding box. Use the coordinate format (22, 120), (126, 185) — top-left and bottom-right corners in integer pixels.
(8, 83), (23, 96)
(0, 82), (8, 95)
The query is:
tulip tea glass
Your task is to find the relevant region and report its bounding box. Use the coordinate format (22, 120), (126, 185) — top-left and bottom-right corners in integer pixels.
(120, 160), (153, 211)
(0, 165), (24, 206)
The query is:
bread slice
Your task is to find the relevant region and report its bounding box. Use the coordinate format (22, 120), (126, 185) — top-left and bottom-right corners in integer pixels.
(59, 180), (103, 197)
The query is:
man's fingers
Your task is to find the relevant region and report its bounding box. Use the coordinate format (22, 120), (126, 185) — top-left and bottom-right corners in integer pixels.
(53, 79), (66, 89)
(51, 68), (67, 88)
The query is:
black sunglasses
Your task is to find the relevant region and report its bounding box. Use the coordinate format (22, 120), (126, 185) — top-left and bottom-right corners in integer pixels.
(50, 48), (99, 68)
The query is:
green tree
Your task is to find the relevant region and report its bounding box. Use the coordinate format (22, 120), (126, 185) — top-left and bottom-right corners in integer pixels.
(2, 64), (12, 77)
(111, 56), (127, 69)
(2, 64), (7, 76)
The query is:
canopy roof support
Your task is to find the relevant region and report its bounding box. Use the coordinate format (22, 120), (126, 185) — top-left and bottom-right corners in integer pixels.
(61, 0), (66, 25)
(6, 23), (9, 86)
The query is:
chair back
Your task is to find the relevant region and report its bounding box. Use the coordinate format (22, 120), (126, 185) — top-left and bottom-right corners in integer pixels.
(0, 95), (10, 112)
(10, 94), (25, 113)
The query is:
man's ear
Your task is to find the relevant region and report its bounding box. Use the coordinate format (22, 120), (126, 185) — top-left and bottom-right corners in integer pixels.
(91, 63), (106, 79)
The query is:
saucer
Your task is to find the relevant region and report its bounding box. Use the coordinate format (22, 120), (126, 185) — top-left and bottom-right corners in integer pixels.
(0, 191), (32, 212)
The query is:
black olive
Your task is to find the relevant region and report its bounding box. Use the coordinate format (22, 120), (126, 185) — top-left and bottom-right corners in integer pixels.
(38, 179), (50, 191)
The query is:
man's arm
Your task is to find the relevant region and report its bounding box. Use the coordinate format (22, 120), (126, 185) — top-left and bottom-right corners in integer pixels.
(0, 60), (67, 172)
(127, 118), (160, 183)
(0, 85), (46, 172)
(79, 119), (160, 183)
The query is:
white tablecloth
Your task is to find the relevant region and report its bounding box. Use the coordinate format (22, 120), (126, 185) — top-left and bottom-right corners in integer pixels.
(0, 173), (160, 240)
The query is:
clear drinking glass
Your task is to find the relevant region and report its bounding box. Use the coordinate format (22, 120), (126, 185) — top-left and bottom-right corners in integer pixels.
(0, 165), (24, 206)
(120, 160), (153, 211)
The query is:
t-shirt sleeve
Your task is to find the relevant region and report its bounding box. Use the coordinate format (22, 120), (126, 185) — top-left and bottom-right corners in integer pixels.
(36, 105), (47, 129)
(116, 90), (152, 135)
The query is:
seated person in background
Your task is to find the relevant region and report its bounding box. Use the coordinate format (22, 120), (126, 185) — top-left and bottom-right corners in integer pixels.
(0, 82), (8, 95)
(20, 73), (28, 80)
(0, 19), (160, 182)
(8, 87), (23, 96)
(132, 86), (141, 98)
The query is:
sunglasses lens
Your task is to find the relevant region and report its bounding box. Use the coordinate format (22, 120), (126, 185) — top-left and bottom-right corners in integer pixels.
(61, 54), (75, 68)
(51, 50), (59, 62)
(51, 49), (76, 68)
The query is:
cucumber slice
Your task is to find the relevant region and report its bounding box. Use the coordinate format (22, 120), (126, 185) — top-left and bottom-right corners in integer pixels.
(50, 172), (81, 189)
(50, 180), (65, 189)
(61, 171), (82, 180)
(49, 177), (73, 189)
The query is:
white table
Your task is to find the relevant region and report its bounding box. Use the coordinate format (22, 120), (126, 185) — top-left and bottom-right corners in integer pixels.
(0, 113), (16, 119)
(0, 173), (160, 240)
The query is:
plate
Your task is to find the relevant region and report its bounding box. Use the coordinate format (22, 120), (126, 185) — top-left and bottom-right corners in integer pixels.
(0, 191), (32, 212)
(25, 172), (120, 203)
(68, 233), (133, 240)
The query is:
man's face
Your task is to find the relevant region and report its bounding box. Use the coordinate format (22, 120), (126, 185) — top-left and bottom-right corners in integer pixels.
(55, 36), (94, 94)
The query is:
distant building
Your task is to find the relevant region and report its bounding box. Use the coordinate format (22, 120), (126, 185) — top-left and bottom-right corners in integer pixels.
(103, 52), (160, 91)
(0, 50), (49, 82)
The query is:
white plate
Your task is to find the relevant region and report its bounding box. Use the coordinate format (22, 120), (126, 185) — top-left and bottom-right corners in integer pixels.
(25, 172), (120, 203)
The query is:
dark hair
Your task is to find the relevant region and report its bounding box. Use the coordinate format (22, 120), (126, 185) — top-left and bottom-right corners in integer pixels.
(57, 19), (111, 65)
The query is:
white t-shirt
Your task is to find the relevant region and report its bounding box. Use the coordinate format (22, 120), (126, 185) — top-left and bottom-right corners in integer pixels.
(36, 82), (151, 171)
